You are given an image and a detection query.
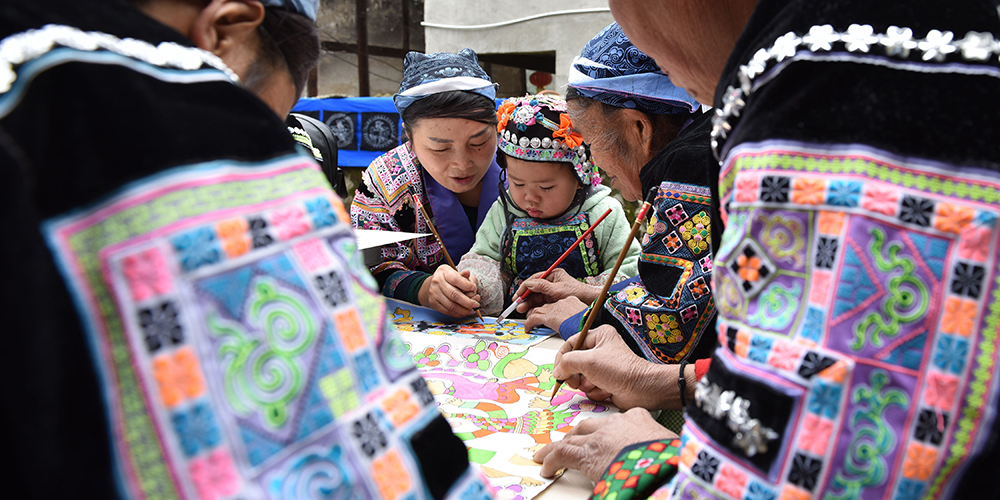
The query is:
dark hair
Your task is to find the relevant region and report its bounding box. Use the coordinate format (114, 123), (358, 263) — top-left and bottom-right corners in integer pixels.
(248, 7), (320, 98)
(402, 90), (498, 138)
(565, 86), (687, 163)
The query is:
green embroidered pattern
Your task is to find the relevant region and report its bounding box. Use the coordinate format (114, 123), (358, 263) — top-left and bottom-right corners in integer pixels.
(851, 228), (929, 351)
(929, 273), (1000, 498)
(50, 160), (328, 500)
(825, 370), (908, 500)
(208, 279), (317, 428)
(747, 281), (801, 330)
(758, 213), (805, 267)
(723, 153), (1000, 205)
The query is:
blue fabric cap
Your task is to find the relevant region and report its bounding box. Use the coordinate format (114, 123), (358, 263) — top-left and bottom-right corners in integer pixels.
(261, 0), (318, 21)
(568, 23), (698, 115)
(393, 48), (496, 117)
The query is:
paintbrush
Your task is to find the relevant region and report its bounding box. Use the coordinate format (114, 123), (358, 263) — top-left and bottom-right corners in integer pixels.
(550, 186), (658, 403)
(408, 189), (485, 322)
(495, 207), (615, 324)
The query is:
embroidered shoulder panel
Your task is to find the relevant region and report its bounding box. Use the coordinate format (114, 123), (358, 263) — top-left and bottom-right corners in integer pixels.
(673, 142), (1000, 500)
(363, 143), (424, 213)
(604, 181), (715, 364)
(43, 157), (484, 500)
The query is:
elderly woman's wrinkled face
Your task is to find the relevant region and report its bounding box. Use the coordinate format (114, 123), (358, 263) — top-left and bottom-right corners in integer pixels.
(568, 102), (646, 201)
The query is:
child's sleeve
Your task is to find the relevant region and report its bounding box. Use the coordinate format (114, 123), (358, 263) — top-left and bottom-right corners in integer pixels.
(588, 196), (641, 286)
(457, 199), (507, 316)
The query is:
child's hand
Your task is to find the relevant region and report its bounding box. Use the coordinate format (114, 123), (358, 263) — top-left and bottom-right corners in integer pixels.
(419, 266), (481, 317)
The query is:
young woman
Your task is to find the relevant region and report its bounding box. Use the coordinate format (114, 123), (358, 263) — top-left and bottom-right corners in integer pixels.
(351, 48), (501, 317)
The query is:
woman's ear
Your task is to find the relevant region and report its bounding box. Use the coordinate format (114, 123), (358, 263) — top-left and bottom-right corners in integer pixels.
(620, 108), (656, 158)
(190, 0), (266, 75)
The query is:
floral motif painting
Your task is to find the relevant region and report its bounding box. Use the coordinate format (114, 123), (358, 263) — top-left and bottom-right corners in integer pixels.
(387, 298), (555, 347)
(400, 331), (618, 500)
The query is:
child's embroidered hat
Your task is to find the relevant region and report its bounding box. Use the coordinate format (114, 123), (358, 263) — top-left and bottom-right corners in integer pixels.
(496, 93), (600, 186)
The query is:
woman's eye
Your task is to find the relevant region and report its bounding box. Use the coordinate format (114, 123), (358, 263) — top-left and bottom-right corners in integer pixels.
(541, 186), (554, 191)
(512, 183), (524, 188)
(470, 142), (487, 148)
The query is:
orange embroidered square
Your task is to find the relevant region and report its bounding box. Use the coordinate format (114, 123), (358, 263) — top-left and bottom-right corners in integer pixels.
(381, 389), (418, 427)
(902, 442), (939, 480)
(679, 441), (698, 468)
(152, 346), (205, 408)
(334, 308), (367, 352)
(817, 210), (845, 235)
(780, 485), (811, 500)
(371, 449), (412, 500)
(216, 218), (250, 257)
(817, 360), (849, 384)
(791, 178), (826, 205)
(934, 203), (974, 234)
(330, 196), (351, 224)
(941, 296), (978, 336)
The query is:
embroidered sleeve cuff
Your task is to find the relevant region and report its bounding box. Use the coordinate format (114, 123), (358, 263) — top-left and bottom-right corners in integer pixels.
(592, 439), (681, 500)
(381, 270), (429, 303)
(694, 358), (712, 381)
(559, 309), (588, 340)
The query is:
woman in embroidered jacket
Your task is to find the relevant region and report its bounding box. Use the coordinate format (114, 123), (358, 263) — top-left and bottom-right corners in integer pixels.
(457, 93), (640, 317)
(351, 49), (502, 317)
(516, 25), (718, 388)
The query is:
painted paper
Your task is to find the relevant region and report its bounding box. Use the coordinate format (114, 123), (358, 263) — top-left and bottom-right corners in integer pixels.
(387, 298), (556, 347)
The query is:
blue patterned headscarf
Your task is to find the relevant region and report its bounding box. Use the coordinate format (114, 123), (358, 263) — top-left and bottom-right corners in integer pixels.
(261, 0), (318, 21)
(568, 23), (698, 115)
(393, 48), (497, 117)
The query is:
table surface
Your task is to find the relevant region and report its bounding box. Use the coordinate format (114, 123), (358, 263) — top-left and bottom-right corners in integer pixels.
(530, 335), (595, 500)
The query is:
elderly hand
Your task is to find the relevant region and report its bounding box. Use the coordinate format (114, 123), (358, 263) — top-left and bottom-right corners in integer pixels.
(419, 266), (481, 317)
(514, 268), (601, 313)
(533, 408), (676, 481)
(554, 325), (678, 410)
(524, 296), (588, 332)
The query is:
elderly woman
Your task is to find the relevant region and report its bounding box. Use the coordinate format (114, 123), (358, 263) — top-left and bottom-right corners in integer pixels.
(517, 24), (720, 426)
(536, 1), (1000, 500)
(352, 49), (501, 317)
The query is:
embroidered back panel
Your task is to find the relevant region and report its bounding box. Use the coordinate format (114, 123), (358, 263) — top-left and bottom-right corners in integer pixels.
(670, 143), (1000, 500)
(43, 157), (487, 500)
(604, 181), (716, 363)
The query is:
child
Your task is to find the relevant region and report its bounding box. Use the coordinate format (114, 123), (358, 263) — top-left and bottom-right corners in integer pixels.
(458, 94), (640, 316)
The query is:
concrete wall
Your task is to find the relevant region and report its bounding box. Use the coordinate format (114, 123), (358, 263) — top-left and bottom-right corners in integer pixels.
(423, 0), (614, 93)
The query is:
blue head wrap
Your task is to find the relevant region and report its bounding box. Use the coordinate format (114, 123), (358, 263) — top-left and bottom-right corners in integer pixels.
(568, 23), (698, 115)
(393, 48), (497, 118)
(261, 0), (319, 21)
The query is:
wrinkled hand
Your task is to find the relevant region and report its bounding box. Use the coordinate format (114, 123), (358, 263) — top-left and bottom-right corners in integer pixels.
(533, 408), (676, 482)
(554, 325), (673, 410)
(514, 268), (600, 313)
(419, 266), (481, 317)
(524, 296), (588, 332)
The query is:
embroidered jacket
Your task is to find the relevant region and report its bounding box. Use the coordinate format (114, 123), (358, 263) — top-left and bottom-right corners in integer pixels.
(351, 142), (501, 304)
(0, 2), (486, 499)
(558, 112), (720, 366)
(457, 185), (640, 316)
(594, 1), (1000, 500)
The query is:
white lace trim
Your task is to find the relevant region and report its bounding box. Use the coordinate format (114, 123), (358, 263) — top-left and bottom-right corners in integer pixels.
(711, 25), (1000, 162)
(0, 23), (238, 93)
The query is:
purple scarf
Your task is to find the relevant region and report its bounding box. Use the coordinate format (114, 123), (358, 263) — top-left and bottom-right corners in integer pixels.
(423, 154), (502, 258)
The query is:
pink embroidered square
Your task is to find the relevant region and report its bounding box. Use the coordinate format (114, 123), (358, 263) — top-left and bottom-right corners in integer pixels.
(122, 248), (172, 301)
(188, 448), (240, 500)
(715, 464), (748, 499)
(860, 185), (899, 216)
(924, 371), (959, 409)
(809, 270), (832, 305)
(735, 175), (760, 203)
(958, 224), (992, 262)
(292, 239), (331, 272)
(798, 413), (833, 455)
(271, 205), (311, 240)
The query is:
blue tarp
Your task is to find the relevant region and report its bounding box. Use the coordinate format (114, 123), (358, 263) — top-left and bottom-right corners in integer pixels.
(291, 96), (504, 168)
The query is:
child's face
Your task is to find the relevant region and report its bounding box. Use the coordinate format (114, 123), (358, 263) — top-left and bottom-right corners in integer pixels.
(506, 157), (580, 219)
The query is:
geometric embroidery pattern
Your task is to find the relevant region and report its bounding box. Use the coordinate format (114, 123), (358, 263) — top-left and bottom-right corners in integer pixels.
(139, 300), (184, 353)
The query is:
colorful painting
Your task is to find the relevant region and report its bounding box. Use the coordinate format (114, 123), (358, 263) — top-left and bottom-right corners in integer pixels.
(400, 331), (618, 500)
(387, 298), (556, 347)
